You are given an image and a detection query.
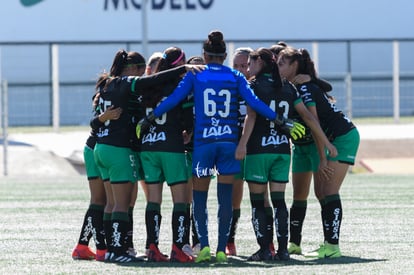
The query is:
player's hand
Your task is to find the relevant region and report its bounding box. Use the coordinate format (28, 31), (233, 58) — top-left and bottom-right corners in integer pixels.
(136, 112), (155, 139)
(274, 115), (306, 140)
(98, 105), (122, 123)
(235, 143), (246, 160)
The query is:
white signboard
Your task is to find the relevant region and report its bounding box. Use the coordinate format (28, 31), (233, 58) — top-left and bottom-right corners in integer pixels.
(1, 0), (413, 42)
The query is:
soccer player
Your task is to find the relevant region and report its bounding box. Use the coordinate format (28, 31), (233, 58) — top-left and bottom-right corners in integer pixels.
(236, 48), (336, 261)
(72, 98), (122, 261)
(182, 55), (205, 255)
(139, 46), (194, 263)
(277, 47), (359, 258)
(93, 49), (203, 263)
(226, 47), (254, 256)
(136, 30), (306, 263)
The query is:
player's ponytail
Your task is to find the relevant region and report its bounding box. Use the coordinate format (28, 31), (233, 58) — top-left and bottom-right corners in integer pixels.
(250, 48), (282, 88)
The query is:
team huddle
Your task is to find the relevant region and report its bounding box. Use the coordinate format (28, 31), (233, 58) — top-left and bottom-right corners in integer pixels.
(71, 30), (360, 264)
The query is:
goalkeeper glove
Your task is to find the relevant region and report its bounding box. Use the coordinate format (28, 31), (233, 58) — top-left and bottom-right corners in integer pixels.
(136, 112), (155, 139)
(274, 114), (306, 140)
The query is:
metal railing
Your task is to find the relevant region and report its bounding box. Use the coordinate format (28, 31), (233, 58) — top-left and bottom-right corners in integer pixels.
(1, 38), (414, 129)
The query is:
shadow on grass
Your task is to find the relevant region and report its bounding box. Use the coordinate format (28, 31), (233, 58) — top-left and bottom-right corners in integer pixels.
(0, 138), (32, 146)
(112, 255), (387, 268)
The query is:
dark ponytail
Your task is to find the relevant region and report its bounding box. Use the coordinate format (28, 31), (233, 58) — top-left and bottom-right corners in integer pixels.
(250, 48), (282, 88)
(298, 48), (317, 79)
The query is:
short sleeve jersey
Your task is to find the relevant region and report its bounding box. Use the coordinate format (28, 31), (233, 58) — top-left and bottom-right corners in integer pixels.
(297, 82), (355, 140)
(153, 63), (277, 147)
(95, 65), (187, 148)
(247, 75), (302, 155)
(140, 82), (186, 153)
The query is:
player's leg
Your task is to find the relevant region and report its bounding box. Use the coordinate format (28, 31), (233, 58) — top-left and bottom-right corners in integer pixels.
(165, 152), (193, 262)
(269, 154), (291, 261)
(226, 170), (243, 256)
(246, 181), (273, 261)
(289, 171), (312, 254)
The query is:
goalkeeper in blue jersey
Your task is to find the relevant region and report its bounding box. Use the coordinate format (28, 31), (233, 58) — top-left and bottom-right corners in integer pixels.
(136, 30), (305, 263)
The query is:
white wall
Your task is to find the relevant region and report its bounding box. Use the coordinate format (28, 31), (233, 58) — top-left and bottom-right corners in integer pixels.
(2, 0), (414, 42)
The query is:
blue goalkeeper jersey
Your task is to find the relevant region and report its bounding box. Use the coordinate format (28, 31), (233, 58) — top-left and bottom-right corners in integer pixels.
(153, 63), (277, 147)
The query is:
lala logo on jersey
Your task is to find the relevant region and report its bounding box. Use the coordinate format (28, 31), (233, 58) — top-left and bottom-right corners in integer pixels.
(142, 125), (166, 143)
(261, 129), (289, 146)
(203, 117), (232, 138)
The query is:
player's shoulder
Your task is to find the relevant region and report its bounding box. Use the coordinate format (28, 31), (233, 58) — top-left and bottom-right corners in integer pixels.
(200, 64), (241, 82)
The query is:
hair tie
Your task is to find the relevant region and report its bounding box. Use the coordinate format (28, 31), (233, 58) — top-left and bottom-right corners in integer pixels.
(162, 53), (167, 59)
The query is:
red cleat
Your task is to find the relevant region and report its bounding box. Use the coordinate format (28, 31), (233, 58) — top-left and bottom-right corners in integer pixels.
(147, 243), (169, 262)
(225, 242), (237, 256)
(170, 244), (194, 263)
(72, 244), (96, 260)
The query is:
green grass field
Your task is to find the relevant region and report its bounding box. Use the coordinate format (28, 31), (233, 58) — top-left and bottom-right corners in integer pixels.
(1, 173), (413, 274)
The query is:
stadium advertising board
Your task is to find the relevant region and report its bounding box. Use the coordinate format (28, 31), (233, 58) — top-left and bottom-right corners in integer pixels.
(1, 0), (413, 42)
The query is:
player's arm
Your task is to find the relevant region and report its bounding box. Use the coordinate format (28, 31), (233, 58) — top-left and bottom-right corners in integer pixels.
(238, 77), (276, 120)
(90, 105), (122, 130)
(294, 101), (337, 158)
(293, 74), (332, 92)
(130, 64), (204, 91)
(238, 77), (306, 139)
(136, 73), (194, 138)
(235, 105), (256, 160)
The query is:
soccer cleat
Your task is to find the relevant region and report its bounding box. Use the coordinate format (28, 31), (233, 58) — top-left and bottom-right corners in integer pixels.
(72, 244), (96, 260)
(225, 242), (237, 256)
(170, 244), (194, 263)
(287, 242), (302, 255)
(95, 249), (107, 261)
(181, 244), (195, 257)
(110, 253), (145, 263)
(247, 248), (273, 261)
(127, 247), (137, 257)
(192, 243), (201, 255)
(195, 246), (211, 263)
(274, 249), (290, 261)
(304, 242), (341, 259)
(324, 243), (341, 258)
(215, 251), (227, 263)
(147, 243), (169, 262)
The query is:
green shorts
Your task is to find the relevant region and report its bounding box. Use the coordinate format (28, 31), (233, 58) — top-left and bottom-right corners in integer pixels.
(131, 151), (145, 181)
(292, 143), (320, 173)
(94, 143), (138, 184)
(244, 153), (291, 184)
(84, 145), (101, 180)
(140, 151), (188, 185)
(328, 128), (360, 165)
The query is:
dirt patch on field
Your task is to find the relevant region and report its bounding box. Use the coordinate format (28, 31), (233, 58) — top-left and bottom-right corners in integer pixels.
(354, 139), (414, 174)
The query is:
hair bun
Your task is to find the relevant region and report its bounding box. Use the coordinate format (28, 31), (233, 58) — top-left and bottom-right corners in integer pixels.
(208, 30), (224, 44)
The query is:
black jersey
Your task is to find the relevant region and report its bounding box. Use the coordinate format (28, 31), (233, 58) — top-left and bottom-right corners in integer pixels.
(128, 92), (145, 152)
(297, 81), (355, 140)
(247, 74), (302, 155)
(182, 92), (195, 153)
(85, 129), (98, 149)
(141, 81), (186, 153)
(94, 66), (187, 148)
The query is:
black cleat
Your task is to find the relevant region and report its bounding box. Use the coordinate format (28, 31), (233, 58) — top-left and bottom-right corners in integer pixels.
(274, 249), (290, 261)
(247, 248), (274, 261)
